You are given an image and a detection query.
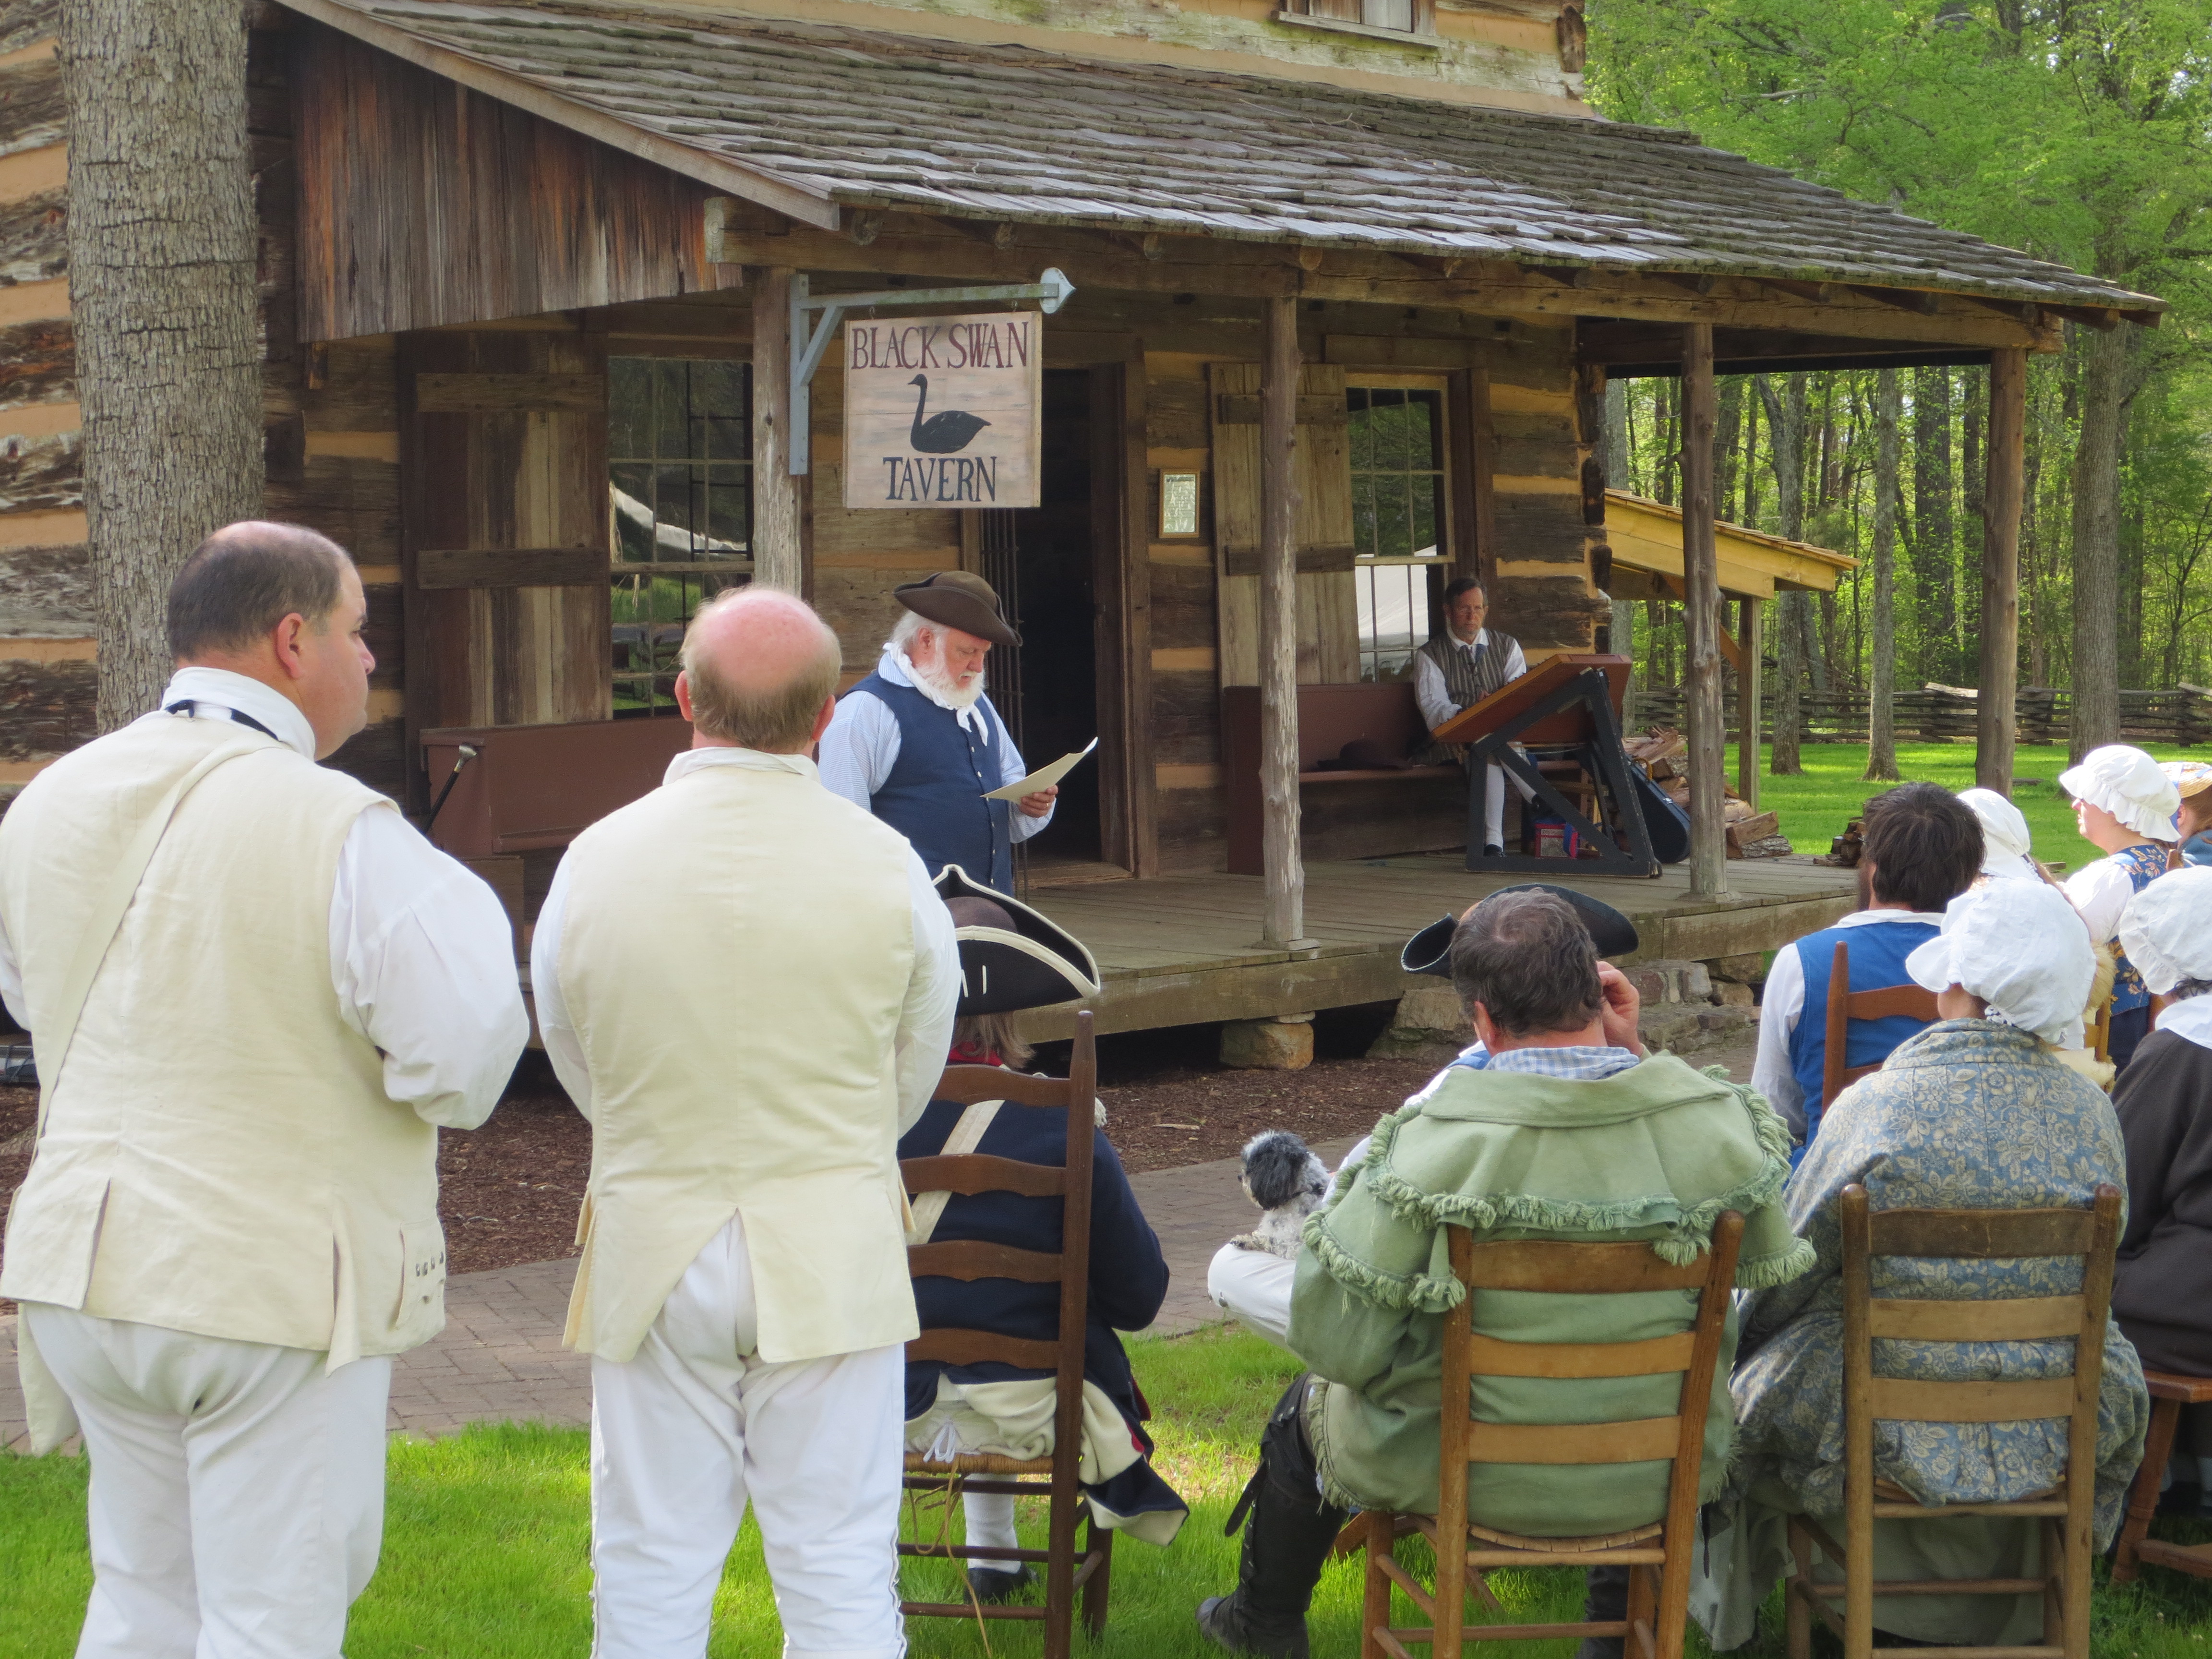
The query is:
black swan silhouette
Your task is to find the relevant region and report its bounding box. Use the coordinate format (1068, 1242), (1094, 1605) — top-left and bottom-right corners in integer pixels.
(907, 375), (990, 454)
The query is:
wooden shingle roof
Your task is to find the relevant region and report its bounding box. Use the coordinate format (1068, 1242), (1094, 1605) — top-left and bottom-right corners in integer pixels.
(286, 0), (2163, 319)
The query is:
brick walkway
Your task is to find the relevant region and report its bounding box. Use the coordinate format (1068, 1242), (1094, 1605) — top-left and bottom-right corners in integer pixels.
(2, 1142), (1356, 1452)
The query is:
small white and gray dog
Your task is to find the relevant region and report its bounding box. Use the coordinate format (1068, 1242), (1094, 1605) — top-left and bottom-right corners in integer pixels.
(1230, 1129), (1333, 1261)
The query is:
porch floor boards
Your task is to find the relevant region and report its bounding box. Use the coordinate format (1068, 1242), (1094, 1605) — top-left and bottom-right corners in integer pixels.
(1017, 853), (1859, 1036)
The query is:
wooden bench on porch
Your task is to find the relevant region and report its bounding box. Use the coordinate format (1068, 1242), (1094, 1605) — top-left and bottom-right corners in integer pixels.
(1222, 683), (1465, 875)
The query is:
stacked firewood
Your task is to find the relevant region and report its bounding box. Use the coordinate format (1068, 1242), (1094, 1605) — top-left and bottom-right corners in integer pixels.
(1626, 727), (1790, 859)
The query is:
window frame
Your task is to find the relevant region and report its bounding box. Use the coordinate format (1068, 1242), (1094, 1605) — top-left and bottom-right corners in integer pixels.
(607, 348), (756, 719)
(1345, 371), (1454, 685)
(1273, 0), (1440, 44)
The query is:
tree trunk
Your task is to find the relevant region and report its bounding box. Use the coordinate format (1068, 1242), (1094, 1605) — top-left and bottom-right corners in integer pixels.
(1962, 368), (1984, 649)
(750, 266), (804, 593)
(1654, 377), (1677, 507)
(1912, 366), (1956, 685)
(1741, 385), (1761, 528)
(65, 0), (263, 732)
(2068, 324), (2127, 760)
(1716, 377), (1742, 524)
(1604, 378), (1635, 720)
(1864, 369), (1902, 782)
(1760, 373), (1808, 774)
(1257, 296), (1306, 947)
(1976, 349), (2025, 794)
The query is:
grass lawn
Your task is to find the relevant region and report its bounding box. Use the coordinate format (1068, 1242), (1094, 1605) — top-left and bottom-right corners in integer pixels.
(1733, 738), (2208, 872)
(6, 1325), (2212, 1656)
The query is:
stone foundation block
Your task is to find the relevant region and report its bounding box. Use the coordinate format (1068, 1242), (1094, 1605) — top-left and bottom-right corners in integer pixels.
(1366, 986), (1472, 1066)
(1706, 952), (1767, 986)
(1221, 1017), (1315, 1070)
(1715, 981), (1755, 1009)
(1624, 960), (1714, 1005)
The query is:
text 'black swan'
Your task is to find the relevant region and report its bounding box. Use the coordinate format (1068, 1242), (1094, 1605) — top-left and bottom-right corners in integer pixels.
(907, 375), (990, 454)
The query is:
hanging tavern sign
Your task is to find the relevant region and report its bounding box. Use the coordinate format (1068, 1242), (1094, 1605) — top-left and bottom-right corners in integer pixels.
(843, 311), (1043, 509)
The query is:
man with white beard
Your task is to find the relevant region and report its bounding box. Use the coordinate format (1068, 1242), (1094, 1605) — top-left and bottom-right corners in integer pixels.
(819, 572), (1056, 894)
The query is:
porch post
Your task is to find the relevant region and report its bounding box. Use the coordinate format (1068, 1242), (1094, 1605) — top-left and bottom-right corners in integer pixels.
(751, 265), (804, 594)
(1736, 596), (1761, 809)
(1258, 294), (1308, 947)
(1681, 326), (1729, 899)
(1976, 348), (2026, 794)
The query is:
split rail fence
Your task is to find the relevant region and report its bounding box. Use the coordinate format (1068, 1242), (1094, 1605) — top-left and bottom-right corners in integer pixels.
(1630, 683), (2212, 748)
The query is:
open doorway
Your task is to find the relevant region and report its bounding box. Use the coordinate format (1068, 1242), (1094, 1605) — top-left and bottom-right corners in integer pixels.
(1009, 368), (1103, 869)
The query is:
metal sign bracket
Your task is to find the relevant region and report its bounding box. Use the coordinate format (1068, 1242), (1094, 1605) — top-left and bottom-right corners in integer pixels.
(787, 268), (1075, 475)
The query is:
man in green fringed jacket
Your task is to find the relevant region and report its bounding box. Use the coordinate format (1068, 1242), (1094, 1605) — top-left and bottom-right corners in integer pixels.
(1196, 890), (1812, 1659)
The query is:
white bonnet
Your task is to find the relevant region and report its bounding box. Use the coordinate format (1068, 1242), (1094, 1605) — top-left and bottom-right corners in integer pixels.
(1958, 787), (2037, 881)
(1906, 883), (2094, 1045)
(2059, 745), (2181, 841)
(2117, 866), (2212, 996)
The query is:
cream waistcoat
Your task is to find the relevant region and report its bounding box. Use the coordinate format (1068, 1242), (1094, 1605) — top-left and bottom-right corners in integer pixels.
(0, 714), (447, 1367)
(557, 760), (921, 1364)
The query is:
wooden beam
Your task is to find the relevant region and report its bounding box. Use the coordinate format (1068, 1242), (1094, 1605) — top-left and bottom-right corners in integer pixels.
(278, 0), (843, 232)
(1846, 285), (1941, 315)
(703, 217), (2065, 354)
(1977, 347), (2025, 794)
(416, 546), (605, 589)
(1680, 323), (1728, 900)
(751, 265), (804, 593)
(1737, 597), (1761, 810)
(1258, 294), (1309, 948)
(1716, 625), (1743, 674)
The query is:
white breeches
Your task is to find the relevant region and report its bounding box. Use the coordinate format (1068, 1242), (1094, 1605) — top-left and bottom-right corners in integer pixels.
(20, 1303), (390, 1659)
(1206, 1243), (1298, 1352)
(589, 1214), (906, 1659)
(1483, 760), (1538, 848)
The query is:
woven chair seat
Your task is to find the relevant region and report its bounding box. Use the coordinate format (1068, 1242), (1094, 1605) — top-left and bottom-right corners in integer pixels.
(1458, 1517), (1664, 1553)
(904, 1451), (1054, 1477)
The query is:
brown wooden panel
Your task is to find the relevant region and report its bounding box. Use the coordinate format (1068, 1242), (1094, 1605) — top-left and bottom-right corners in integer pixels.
(1146, 371), (1209, 452)
(1464, 1237), (1716, 1294)
(1462, 1331), (1695, 1380)
(904, 1329), (1060, 1370)
(1465, 1416), (1680, 1465)
(1868, 1296), (2084, 1343)
(0, 653), (89, 759)
(415, 373), (605, 414)
(906, 1239), (1064, 1283)
(0, 53), (61, 154)
(417, 547), (607, 589)
(1149, 559), (1216, 651)
(1866, 1377), (2077, 1424)
(1220, 542), (1357, 577)
(0, 429), (76, 513)
(325, 714), (406, 802)
(1216, 392), (1348, 427)
(900, 1153), (1066, 1199)
(0, 186), (66, 292)
(1492, 490), (1589, 563)
(1491, 409), (1580, 478)
(264, 454), (400, 563)
(1154, 667), (1221, 768)
(932, 1065), (1084, 1109)
(0, 537), (86, 636)
(1154, 781), (1227, 873)
(400, 328), (611, 805)
(1867, 1207), (2096, 1259)
(1493, 573), (1604, 654)
(292, 22), (721, 340)
(0, 316), (69, 414)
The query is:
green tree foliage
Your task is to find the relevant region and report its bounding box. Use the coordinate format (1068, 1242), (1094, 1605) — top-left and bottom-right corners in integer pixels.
(1587, 0), (2212, 739)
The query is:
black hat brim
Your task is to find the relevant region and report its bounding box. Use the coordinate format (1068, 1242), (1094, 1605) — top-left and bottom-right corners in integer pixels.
(936, 864), (1102, 1014)
(1400, 885), (1640, 979)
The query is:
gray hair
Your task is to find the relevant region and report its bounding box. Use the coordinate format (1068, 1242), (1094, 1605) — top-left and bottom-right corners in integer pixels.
(167, 522), (354, 661)
(680, 589), (842, 752)
(889, 609), (932, 654)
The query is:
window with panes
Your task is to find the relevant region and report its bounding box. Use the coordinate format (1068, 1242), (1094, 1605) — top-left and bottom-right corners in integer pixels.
(608, 357), (752, 717)
(1347, 385), (1448, 683)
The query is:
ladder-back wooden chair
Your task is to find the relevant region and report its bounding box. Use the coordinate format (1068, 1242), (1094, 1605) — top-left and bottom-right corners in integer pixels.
(1822, 940), (1942, 1108)
(1360, 1211), (1746, 1659)
(897, 1008), (1109, 1659)
(2113, 1369), (2212, 1585)
(1785, 1182), (2123, 1659)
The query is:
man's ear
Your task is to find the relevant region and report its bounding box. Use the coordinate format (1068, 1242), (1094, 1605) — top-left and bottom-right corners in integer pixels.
(1469, 1000), (1499, 1050)
(270, 611), (311, 682)
(809, 692), (837, 749)
(673, 671), (696, 723)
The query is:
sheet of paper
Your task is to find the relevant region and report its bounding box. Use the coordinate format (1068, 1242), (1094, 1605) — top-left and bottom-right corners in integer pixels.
(984, 736), (1097, 801)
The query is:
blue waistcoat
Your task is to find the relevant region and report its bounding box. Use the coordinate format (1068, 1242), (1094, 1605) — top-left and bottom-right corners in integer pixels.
(1787, 919), (1941, 1156)
(2101, 843), (2170, 1017)
(848, 672), (1016, 893)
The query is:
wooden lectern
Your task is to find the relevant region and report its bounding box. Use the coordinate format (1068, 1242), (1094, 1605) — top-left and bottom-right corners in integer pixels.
(1430, 653), (1658, 877)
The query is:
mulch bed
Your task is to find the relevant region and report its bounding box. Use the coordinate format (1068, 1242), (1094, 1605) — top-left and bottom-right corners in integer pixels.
(0, 1017), (1439, 1292)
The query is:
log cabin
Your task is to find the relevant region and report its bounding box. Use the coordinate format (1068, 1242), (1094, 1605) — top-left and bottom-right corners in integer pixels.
(0, 0), (2164, 1039)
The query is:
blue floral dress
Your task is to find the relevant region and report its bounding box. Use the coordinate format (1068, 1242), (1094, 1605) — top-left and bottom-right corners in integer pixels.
(1694, 1021), (2149, 1649)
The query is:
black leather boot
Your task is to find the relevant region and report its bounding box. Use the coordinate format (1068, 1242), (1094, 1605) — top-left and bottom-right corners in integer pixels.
(1196, 1379), (1348, 1659)
(1575, 1563), (1629, 1659)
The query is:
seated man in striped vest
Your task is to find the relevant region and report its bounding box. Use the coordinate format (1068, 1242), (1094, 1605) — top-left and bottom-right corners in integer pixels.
(1750, 782), (1984, 1157)
(1412, 577), (1535, 857)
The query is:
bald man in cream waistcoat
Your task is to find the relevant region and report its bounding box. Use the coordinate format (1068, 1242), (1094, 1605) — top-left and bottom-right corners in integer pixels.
(0, 523), (528, 1659)
(532, 587), (960, 1659)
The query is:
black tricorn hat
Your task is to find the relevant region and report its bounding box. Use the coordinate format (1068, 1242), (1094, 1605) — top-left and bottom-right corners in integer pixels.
(936, 865), (1102, 1014)
(1401, 884), (1640, 978)
(894, 570), (1020, 650)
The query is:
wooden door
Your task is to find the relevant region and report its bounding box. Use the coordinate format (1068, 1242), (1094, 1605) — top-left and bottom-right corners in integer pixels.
(1209, 361), (1358, 687)
(398, 329), (612, 806)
